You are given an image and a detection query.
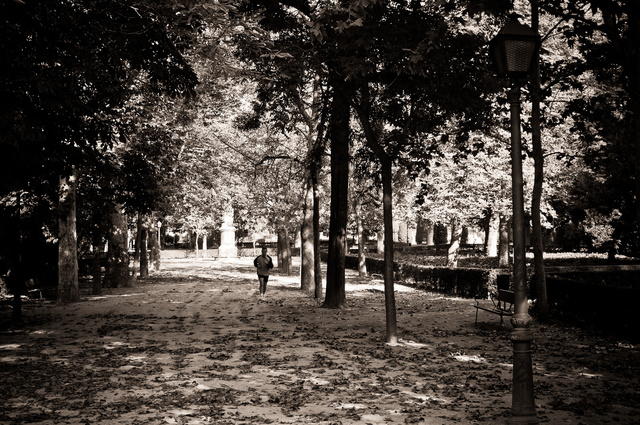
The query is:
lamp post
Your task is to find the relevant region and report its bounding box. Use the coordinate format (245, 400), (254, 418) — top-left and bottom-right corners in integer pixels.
(490, 18), (541, 425)
(157, 221), (162, 250)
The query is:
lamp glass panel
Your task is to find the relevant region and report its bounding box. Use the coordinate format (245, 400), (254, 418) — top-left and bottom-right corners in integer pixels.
(503, 39), (536, 73)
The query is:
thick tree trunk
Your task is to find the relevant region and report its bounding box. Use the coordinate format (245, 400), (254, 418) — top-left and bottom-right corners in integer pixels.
(301, 176), (315, 293)
(58, 172), (79, 303)
(498, 215), (510, 268)
(382, 159), (398, 344)
(530, 0), (549, 320)
(105, 204), (130, 288)
(447, 217), (462, 268)
(323, 74), (350, 308)
(277, 224), (292, 275)
(486, 211), (500, 257)
(625, 7), (640, 240)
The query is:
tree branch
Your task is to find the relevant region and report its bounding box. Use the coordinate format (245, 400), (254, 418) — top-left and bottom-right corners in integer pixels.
(254, 155), (297, 167)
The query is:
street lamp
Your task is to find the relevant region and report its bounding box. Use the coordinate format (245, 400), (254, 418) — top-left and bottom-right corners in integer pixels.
(490, 18), (541, 425)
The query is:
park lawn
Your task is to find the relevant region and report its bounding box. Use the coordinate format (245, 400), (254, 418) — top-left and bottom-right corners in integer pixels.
(1, 258), (639, 424)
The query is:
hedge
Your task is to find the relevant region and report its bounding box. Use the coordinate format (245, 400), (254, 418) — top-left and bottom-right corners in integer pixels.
(539, 273), (640, 340)
(336, 254), (505, 299)
(341, 254), (639, 340)
(160, 247), (300, 259)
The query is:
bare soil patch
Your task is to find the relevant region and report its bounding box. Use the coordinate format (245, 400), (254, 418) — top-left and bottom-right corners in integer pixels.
(1, 258), (639, 424)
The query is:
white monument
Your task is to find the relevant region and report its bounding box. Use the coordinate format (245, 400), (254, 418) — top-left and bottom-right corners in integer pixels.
(218, 207), (237, 258)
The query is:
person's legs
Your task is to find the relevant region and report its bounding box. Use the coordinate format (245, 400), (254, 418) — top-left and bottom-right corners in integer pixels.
(258, 275), (268, 297)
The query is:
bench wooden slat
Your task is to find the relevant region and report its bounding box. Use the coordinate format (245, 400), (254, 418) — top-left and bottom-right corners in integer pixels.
(474, 289), (514, 324)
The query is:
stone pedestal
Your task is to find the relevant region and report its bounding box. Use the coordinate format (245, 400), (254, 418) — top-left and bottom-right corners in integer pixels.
(218, 208), (237, 258)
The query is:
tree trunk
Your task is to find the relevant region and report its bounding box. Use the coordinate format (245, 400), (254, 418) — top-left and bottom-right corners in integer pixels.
(202, 230), (208, 253)
(415, 218), (424, 244)
(11, 280), (22, 325)
(131, 214), (142, 276)
(425, 221), (435, 246)
(150, 218), (161, 271)
(530, 0), (549, 320)
(635, 66), (640, 243)
(447, 218), (462, 268)
(139, 218), (149, 279)
(160, 222), (166, 250)
(323, 73), (350, 308)
(352, 82), (402, 343)
(498, 215), (510, 268)
(134, 227), (140, 262)
(276, 228), (283, 268)
(105, 204), (130, 288)
(377, 231), (384, 255)
(277, 224), (292, 275)
(381, 159), (398, 344)
(486, 210), (500, 257)
(353, 81), (398, 342)
(623, 7), (640, 241)
(301, 176), (315, 293)
(408, 226), (417, 245)
(356, 205), (367, 276)
(313, 167), (323, 299)
(11, 191), (24, 325)
(92, 242), (103, 295)
(58, 172), (79, 303)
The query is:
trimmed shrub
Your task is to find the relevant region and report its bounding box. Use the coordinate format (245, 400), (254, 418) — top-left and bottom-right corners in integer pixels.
(340, 254), (503, 299)
(544, 274), (640, 340)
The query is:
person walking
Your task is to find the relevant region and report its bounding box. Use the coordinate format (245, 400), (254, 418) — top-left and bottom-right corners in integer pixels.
(253, 246), (274, 298)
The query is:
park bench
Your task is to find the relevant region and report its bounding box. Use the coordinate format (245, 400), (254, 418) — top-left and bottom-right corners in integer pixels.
(474, 288), (514, 324)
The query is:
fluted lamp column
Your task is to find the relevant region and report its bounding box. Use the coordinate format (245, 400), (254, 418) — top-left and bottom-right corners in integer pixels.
(489, 18), (541, 425)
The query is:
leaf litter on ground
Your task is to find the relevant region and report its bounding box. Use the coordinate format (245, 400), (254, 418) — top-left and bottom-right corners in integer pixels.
(0, 257), (639, 424)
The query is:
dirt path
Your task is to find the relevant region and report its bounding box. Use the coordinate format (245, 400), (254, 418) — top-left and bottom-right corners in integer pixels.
(1, 258), (639, 424)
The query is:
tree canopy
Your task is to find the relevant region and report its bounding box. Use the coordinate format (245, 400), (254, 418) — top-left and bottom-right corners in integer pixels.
(0, 0), (199, 193)
(2, 0), (640, 305)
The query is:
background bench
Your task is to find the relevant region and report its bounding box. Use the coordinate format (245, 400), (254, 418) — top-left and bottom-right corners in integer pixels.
(474, 289), (514, 324)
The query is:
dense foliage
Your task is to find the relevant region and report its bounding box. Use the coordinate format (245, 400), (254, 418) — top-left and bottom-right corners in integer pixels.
(2, 0), (639, 301)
